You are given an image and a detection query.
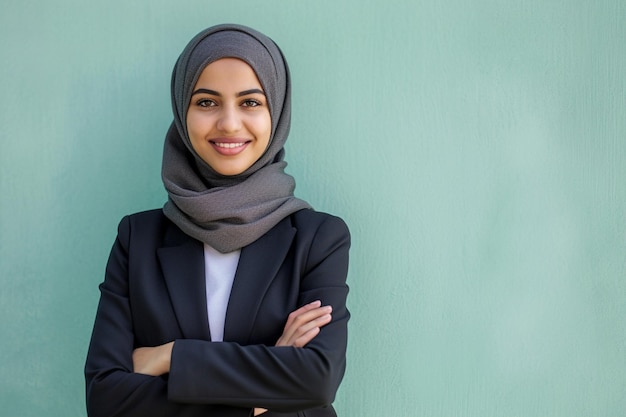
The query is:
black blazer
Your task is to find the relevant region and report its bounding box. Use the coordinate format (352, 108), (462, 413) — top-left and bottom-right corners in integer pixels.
(85, 208), (350, 417)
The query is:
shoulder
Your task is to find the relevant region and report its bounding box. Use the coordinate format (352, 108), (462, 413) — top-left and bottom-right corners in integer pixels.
(117, 209), (168, 234)
(124, 208), (167, 224)
(291, 208), (348, 232)
(289, 208), (350, 247)
(286, 209), (350, 280)
(115, 209), (180, 249)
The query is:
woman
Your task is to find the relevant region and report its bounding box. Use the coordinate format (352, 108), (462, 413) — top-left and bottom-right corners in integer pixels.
(84, 24), (350, 417)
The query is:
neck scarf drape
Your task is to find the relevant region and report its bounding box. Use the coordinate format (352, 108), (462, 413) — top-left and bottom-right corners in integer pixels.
(162, 24), (310, 253)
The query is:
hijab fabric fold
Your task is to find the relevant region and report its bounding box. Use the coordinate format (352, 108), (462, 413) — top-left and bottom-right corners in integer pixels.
(162, 24), (310, 253)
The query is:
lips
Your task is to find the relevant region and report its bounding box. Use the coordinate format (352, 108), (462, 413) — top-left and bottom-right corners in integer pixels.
(209, 138), (250, 156)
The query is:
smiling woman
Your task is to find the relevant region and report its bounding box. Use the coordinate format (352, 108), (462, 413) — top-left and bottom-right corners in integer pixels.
(84, 24), (350, 417)
(186, 58), (272, 176)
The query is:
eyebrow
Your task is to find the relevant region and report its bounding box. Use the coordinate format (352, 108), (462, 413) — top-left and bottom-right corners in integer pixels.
(191, 88), (265, 97)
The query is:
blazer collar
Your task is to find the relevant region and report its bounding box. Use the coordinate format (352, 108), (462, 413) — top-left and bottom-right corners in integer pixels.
(157, 217), (296, 343)
(157, 224), (210, 340)
(224, 216), (296, 344)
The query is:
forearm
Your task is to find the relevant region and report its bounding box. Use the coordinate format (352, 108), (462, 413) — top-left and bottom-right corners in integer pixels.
(168, 318), (347, 412)
(86, 368), (252, 417)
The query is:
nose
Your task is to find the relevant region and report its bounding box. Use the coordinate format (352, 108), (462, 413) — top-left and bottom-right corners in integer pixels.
(216, 105), (242, 133)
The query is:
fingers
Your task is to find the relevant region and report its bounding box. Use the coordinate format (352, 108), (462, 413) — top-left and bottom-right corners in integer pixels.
(132, 347), (155, 375)
(284, 312), (331, 346)
(132, 342), (174, 376)
(283, 300), (322, 329)
(292, 326), (321, 348)
(276, 300), (333, 347)
(283, 303), (331, 342)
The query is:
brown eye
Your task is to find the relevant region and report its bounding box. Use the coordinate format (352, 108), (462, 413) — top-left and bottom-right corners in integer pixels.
(241, 99), (261, 107)
(197, 98), (217, 108)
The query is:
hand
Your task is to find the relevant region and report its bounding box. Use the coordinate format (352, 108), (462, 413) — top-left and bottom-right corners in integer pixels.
(275, 300), (332, 348)
(132, 341), (174, 376)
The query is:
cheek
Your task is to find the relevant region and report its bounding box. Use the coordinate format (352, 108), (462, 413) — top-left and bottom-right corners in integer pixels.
(256, 112), (272, 144)
(186, 112), (214, 147)
(186, 113), (201, 138)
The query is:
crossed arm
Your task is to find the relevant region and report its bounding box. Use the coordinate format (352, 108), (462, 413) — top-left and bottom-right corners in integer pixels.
(86, 212), (350, 417)
(132, 300), (333, 415)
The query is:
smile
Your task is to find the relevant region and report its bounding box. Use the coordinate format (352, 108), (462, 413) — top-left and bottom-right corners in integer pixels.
(213, 142), (247, 149)
(209, 139), (251, 156)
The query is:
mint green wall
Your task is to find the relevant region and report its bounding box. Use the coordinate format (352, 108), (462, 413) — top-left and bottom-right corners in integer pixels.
(1, 1), (625, 416)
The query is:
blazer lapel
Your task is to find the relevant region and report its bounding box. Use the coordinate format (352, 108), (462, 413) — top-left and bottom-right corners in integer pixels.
(224, 217), (296, 344)
(157, 225), (211, 341)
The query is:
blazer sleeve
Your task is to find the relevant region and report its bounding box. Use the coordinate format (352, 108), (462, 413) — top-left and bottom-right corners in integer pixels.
(84, 216), (252, 417)
(167, 214), (351, 413)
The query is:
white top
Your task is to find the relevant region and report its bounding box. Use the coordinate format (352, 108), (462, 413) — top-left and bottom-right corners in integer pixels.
(203, 243), (240, 342)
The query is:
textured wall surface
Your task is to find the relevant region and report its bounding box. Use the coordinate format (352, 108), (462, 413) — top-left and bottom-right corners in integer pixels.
(1, 1), (625, 416)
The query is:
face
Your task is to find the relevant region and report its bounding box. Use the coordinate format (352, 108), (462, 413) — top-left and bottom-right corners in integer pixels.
(186, 58), (272, 176)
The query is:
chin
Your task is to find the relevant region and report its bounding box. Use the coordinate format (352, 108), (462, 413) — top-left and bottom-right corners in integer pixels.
(213, 165), (249, 176)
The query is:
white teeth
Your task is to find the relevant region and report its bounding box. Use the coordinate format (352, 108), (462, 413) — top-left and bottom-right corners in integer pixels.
(214, 142), (245, 149)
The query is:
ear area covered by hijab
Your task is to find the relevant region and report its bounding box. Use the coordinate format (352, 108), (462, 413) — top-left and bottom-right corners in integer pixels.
(162, 24), (310, 253)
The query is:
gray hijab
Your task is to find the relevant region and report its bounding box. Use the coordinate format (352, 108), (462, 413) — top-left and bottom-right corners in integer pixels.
(162, 24), (310, 253)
